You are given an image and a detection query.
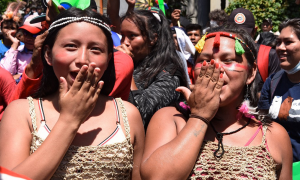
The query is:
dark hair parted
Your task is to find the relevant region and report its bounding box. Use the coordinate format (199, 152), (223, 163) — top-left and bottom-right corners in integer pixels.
(279, 18), (300, 40)
(121, 10), (188, 88)
(195, 23), (259, 107)
(33, 8), (115, 98)
(186, 24), (202, 35)
(0, 19), (19, 31)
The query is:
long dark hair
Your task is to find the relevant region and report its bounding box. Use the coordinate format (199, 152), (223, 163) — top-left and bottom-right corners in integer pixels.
(33, 8), (115, 97)
(121, 10), (188, 88)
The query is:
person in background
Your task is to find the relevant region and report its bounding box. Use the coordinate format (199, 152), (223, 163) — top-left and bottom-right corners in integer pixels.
(257, 31), (277, 48)
(36, 6), (43, 15)
(228, 8), (281, 100)
(203, 9), (227, 34)
(258, 18), (300, 163)
(1, 15), (42, 80)
(255, 18), (275, 43)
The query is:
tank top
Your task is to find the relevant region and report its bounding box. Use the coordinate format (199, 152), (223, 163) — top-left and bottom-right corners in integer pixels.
(27, 97), (133, 179)
(189, 125), (277, 179)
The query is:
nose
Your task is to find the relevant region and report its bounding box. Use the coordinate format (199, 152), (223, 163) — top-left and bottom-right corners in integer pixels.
(276, 41), (286, 52)
(75, 48), (89, 66)
(121, 36), (130, 47)
(214, 59), (225, 73)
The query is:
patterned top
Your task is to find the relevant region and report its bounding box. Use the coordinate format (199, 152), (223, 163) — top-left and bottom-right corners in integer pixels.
(27, 97), (134, 179)
(189, 125), (277, 180)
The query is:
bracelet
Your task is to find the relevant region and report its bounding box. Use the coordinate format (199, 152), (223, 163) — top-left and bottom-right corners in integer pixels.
(189, 114), (210, 125)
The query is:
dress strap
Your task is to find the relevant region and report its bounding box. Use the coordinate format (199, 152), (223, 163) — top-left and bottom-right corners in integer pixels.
(244, 124), (263, 146)
(261, 125), (268, 145)
(116, 98), (131, 144)
(112, 98), (121, 124)
(27, 97), (37, 132)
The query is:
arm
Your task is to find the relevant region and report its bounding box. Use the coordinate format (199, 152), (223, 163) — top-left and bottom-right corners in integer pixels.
(257, 76), (272, 113)
(0, 64), (103, 179)
(141, 61), (225, 179)
(123, 101), (145, 180)
(107, 0), (121, 33)
(266, 122), (293, 179)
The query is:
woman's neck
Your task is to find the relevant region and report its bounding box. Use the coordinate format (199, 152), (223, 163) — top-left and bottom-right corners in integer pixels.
(287, 70), (300, 83)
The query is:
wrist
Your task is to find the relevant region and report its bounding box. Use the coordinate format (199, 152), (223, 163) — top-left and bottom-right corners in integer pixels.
(189, 113), (210, 125)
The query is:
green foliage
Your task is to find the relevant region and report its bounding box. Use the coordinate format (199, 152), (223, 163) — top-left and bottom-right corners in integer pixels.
(0, 0), (16, 14)
(226, 0), (300, 35)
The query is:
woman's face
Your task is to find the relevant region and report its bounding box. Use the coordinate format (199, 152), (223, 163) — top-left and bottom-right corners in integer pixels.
(194, 36), (256, 106)
(276, 26), (300, 70)
(45, 22), (111, 89)
(120, 18), (150, 63)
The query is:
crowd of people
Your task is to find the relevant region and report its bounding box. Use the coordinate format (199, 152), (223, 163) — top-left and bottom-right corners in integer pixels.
(0, 0), (299, 179)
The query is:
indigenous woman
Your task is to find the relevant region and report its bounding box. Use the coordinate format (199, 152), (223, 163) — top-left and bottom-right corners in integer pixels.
(0, 8), (144, 179)
(116, 7), (188, 129)
(140, 24), (292, 179)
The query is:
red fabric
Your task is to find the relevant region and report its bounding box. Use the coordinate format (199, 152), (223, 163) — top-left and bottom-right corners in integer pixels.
(0, 166), (31, 180)
(109, 51), (133, 100)
(257, 45), (271, 82)
(0, 67), (17, 120)
(187, 61), (194, 84)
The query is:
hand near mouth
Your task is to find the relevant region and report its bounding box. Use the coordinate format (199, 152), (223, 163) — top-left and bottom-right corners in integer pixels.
(58, 63), (104, 125)
(176, 60), (224, 122)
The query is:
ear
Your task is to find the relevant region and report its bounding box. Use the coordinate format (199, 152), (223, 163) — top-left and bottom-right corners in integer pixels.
(246, 62), (257, 85)
(44, 45), (53, 66)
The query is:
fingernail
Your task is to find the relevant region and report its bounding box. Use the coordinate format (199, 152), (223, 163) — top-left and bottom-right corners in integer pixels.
(203, 61), (207, 66)
(175, 88), (180, 92)
(215, 62), (219, 69)
(210, 59), (215, 65)
(220, 73), (223, 78)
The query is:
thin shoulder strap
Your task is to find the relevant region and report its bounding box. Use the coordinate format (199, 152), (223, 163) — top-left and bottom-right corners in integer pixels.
(116, 98), (131, 144)
(244, 124), (263, 146)
(27, 97), (37, 132)
(112, 98), (121, 124)
(261, 125), (268, 146)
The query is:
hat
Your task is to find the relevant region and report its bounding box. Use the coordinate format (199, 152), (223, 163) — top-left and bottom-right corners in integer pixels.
(228, 8), (255, 35)
(263, 18), (272, 25)
(19, 15), (42, 34)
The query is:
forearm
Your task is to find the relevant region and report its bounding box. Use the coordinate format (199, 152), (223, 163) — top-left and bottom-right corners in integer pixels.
(107, 0), (121, 33)
(11, 115), (80, 179)
(141, 118), (208, 179)
(25, 56), (43, 79)
(0, 49), (18, 75)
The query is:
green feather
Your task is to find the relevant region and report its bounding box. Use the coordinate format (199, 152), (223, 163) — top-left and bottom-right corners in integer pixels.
(235, 39), (245, 55)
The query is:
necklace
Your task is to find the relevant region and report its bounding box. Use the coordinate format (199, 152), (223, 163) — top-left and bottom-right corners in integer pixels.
(210, 118), (251, 158)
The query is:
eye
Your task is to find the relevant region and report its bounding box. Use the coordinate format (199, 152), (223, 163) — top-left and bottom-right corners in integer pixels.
(91, 47), (103, 54)
(222, 59), (234, 64)
(65, 44), (77, 50)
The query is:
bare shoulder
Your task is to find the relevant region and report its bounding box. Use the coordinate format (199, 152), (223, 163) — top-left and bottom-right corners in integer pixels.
(266, 121), (290, 141)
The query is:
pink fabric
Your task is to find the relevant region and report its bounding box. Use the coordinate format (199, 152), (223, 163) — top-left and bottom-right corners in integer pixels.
(244, 125), (262, 146)
(0, 67), (16, 120)
(0, 45), (32, 75)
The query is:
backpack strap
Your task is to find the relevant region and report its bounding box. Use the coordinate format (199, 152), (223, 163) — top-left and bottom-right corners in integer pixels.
(270, 70), (285, 99)
(257, 44), (272, 82)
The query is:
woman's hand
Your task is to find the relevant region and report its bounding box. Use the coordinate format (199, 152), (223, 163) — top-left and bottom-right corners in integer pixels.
(7, 30), (20, 50)
(115, 44), (134, 58)
(58, 63), (104, 125)
(177, 60), (224, 121)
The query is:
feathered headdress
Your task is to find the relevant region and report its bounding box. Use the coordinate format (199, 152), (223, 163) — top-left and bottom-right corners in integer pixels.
(2, 0), (26, 23)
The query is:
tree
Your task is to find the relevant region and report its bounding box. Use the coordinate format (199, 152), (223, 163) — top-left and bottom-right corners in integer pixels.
(0, 0), (16, 14)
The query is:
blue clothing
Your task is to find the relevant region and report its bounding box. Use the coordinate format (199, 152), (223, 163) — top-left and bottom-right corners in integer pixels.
(0, 41), (10, 60)
(258, 72), (300, 162)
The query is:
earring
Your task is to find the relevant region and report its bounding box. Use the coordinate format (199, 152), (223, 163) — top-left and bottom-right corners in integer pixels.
(244, 84), (250, 100)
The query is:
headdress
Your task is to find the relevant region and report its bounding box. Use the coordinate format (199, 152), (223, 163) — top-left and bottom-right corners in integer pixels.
(195, 32), (256, 60)
(2, 1), (26, 23)
(48, 16), (111, 34)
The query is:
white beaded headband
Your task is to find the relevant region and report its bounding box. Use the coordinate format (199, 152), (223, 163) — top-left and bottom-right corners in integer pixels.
(48, 16), (111, 34)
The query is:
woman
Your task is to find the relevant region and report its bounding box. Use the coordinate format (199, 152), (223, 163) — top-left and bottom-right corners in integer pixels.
(259, 18), (300, 163)
(141, 24), (292, 179)
(116, 8), (188, 129)
(0, 8), (144, 179)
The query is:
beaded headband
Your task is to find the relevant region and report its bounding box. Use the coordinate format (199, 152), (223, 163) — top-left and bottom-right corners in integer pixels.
(195, 32), (256, 60)
(48, 16), (111, 34)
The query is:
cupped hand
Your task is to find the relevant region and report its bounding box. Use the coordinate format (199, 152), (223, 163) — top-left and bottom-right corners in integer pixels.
(176, 60), (224, 121)
(7, 30), (19, 50)
(115, 44), (134, 58)
(58, 63), (104, 125)
(171, 9), (181, 21)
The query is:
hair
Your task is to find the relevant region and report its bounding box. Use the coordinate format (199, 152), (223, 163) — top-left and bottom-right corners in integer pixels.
(257, 32), (277, 48)
(279, 18), (300, 40)
(0, 19), (19, 31)
(120, 10), (188, 88)
(33, 8), (115, 97)
(209, 9), (228, 25)
(194, 23), (259, 107)
(186, 24), (202, 35)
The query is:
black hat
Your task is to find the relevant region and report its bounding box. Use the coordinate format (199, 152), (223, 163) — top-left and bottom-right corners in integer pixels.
(228, 8), (255, 35)
(263, 18), (272, 25)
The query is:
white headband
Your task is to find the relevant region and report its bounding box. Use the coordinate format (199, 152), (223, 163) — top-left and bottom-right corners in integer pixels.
(48, 16), (111, 34)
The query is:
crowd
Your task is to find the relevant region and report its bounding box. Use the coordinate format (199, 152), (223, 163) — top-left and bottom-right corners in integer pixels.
(0, 0), (299, 179)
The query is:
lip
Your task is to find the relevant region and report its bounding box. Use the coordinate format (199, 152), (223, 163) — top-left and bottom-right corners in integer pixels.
(70, 71), (79, 80)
